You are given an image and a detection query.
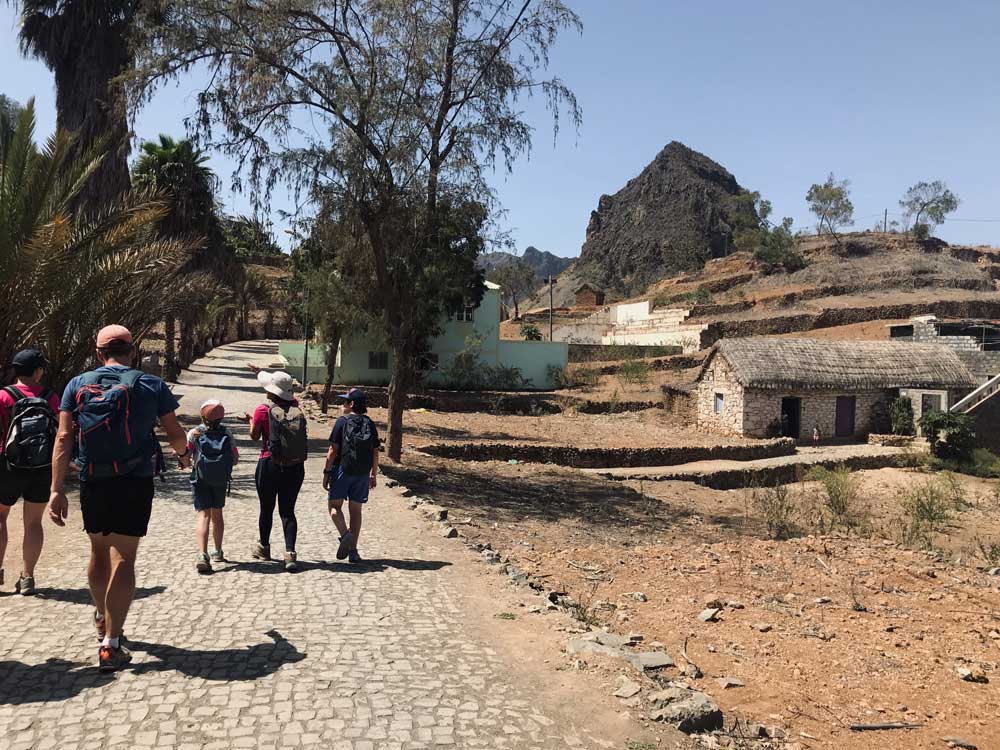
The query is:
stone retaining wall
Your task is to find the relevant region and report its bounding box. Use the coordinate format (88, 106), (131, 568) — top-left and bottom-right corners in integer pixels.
(868, 434), (916, 447)
(419, 438), (796, 469)
(700, 299), (1000, 348)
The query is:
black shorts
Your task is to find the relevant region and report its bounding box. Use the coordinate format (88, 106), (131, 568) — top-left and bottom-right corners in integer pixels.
(0, 464), (51, 506)
(192, 481), (227, 511)
(80, 475), (155, 537)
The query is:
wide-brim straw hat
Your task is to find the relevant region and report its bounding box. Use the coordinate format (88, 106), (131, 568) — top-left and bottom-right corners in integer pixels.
(257, 370), (295, 401)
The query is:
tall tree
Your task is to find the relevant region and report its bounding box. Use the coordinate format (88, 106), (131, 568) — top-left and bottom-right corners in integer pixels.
(488, 258), (535, 319)
(806, 173), (854, 238)
(0, 94), (24, 156)
(12, 0), (153, 209)
(0, 100), (195, 387)
(133, 0), (581, 461)
(133, 134), (232, 373)
(900, 181), (959, 238)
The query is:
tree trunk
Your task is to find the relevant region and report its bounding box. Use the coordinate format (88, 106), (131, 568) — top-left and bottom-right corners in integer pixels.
(180, 318), (193, 365)
(386, 344), (414, 462)
(164, 316), (176, 380)
(321, 327), (341, 414)
(53, 40), (131, 214)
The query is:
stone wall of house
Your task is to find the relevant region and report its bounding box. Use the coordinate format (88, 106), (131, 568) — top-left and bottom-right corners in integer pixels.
(741, 389), (891, 439)
(695, 355), (745, 435)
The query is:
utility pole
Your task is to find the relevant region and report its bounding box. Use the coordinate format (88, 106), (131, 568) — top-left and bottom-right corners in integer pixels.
(883, 208), (888, 233)
(547, 276), (556, 341)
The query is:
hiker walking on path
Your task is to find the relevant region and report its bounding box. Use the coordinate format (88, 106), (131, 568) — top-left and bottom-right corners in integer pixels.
(324, 388), (379, 565)
(239, 367), (307, 572)
(187, 399), (238, 574)
(0, 349), (59, 594)
(47, 325), (191, 672)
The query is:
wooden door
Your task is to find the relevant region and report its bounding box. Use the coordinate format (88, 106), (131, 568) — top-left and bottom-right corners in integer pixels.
(835, 396), (856, 437)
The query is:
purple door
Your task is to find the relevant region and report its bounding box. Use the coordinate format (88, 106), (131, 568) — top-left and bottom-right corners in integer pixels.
(835, 396), (856, 437)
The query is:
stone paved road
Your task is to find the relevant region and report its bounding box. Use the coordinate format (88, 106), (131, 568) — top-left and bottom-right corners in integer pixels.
(0, 342), (665, 750)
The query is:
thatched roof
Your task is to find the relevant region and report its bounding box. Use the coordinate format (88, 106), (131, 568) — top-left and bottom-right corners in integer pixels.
(701, 338), (976, 390)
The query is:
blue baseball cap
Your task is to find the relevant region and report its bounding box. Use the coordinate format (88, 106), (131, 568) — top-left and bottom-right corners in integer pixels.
(337, 387), (367, 403)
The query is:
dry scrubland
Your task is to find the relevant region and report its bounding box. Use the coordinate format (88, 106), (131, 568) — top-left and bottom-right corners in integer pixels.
(301, 395), (1000, 750)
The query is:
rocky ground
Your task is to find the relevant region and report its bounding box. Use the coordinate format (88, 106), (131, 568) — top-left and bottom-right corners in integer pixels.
(380, 452), (1000, 750)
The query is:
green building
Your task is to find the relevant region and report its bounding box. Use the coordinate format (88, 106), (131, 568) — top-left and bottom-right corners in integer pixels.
(280, 282), (568, 389)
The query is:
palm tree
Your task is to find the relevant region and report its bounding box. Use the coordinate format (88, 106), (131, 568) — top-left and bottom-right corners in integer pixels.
(133, 134), (232, 371)
(0, 100), (195, 387)
(13, 0), (149, 209)
(234, 269), (271, 341)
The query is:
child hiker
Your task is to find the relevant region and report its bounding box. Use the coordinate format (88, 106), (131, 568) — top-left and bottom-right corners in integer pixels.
(188, 400), (238, 573)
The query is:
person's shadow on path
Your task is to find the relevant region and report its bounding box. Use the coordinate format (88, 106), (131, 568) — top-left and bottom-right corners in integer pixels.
(213, 558), (452, 575)
(128, 629), (304, 680)
(26, 585), (167, 605)
(0, 630), (304, 704)
(0, 659), (115, 704)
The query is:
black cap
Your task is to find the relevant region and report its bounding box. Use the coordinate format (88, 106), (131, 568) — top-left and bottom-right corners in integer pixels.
(337, 387), (367, 412)
(11, 349), (48, 372)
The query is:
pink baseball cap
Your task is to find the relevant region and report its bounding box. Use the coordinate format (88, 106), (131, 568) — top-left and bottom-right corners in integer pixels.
(96, 324), (133, 348)
(200, 399), (225, 421)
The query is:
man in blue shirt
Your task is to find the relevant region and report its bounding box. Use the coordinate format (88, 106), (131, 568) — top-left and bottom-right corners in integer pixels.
(47, 325), (191, 672)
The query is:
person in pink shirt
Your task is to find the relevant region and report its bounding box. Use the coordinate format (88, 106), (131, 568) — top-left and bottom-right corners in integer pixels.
(238, 366), (307, 571)
(0, 349), (60, 594)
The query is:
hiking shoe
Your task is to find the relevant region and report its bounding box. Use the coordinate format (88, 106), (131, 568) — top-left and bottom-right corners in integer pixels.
(14, 575), (34, 595)
(196, 553), (212, 574)
(348, 549), (363, 565)
(98, 643), (133, 673)
(209, 549), (225, 563)
(284, 551), (298, 572)
(336, 533), (355, 560)
(250, 542), (271, 561)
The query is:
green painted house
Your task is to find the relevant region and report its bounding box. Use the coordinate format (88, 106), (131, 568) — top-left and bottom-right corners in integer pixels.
(280, 281), (568, 389)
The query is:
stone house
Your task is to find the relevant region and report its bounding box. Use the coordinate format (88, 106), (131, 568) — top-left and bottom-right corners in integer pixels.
(696, 338), (976, 439)
(574, 284), (605, 307)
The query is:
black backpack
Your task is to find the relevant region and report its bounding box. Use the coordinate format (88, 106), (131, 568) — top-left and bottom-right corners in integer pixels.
(340, 414), (376, 476)
(267, 402), (308, 465)
(3, 386), (58, 471)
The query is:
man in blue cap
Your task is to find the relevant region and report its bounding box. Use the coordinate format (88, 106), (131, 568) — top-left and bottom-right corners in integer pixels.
(0, 349), (59, 594)
(323, 388), (379, 564)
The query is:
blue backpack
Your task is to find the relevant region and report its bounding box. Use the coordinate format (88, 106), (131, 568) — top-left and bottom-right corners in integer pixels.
(74, 369), (145, 479)
(194, 426), (235, 488)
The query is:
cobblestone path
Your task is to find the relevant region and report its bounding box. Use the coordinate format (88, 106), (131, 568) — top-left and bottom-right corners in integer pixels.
(0, 342), (639, 750)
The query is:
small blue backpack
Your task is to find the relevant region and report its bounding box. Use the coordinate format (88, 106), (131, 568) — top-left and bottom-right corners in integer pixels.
(194, 426), (235, 488)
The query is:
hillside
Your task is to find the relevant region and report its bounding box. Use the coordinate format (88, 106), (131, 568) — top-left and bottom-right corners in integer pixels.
(573, 140), (758, 296)
(479, 245), (574, 284)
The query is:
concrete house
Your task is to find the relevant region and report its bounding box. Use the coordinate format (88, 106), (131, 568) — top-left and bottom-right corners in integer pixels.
(281, 281), (569, 389)
(696, 338), (976, 439)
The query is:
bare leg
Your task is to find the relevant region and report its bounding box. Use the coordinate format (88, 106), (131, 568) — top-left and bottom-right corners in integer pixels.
(91, 534), (140, 640)
(88, 535), (112, 620)
(328, 499), (349, 537)
(210, 508), (224, 550)
(347, 501), (363, 548)
(196, 511), (210, 554)
(0, 505), (10, 578)
(21, 501), (45, 577)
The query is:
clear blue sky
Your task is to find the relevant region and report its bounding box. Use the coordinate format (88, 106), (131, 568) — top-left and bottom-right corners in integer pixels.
(4, 1), (1000, 255)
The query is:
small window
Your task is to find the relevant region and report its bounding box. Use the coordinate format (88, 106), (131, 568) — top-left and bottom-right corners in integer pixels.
(454, 303), (475, 322)
(368, 351), (389, 370)
(714, 393), (725, 413)
(418, 353), (439, 371)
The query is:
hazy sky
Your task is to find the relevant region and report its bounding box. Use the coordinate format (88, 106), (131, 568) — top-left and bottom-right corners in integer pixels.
(3, 1), (1000, 255)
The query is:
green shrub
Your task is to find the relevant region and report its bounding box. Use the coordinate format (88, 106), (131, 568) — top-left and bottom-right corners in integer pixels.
(618, 358), (651, 388)
(920, 410), (975, 462)
(443, 334), (526, 390)
(976, 536), (1000, 566)
(520, 323), (542, 341)
(750, 481), (797, 539)
(681, 285), (713, 305)
(806, 465), (863, 528)
(897, 477), (952, 547)
(890, 397), (915, 436)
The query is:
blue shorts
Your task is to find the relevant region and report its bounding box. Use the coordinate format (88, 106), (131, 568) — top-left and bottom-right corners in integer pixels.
(192, 481), (227, 511)
(327, 467), (370, 504)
